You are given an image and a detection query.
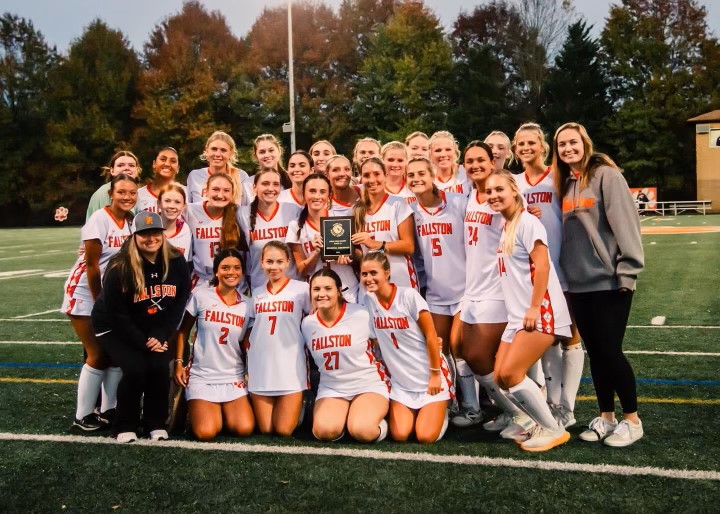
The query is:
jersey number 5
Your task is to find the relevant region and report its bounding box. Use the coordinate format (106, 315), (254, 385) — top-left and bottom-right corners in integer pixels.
(322, 351), (339, 370)
(431, 237), (442, 256)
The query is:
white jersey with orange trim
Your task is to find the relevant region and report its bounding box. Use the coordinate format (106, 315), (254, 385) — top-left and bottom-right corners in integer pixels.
(329, 186), (362, 217)
(246, 279), (310, 393)
(435, 166), (470, 195)
(411, 192), (467, 306)
(517, 168), (566, 289)
(363, 194), (419, 290)
(464, 190), (505, 302)
(497, 211), (570, 334)
(286, 217), (360, 302)
(278, 188), (304, 209)
(238, 202), (301, 290)
(302, 303), (391, 396)
(185, 202), (223, 281)
(62, 207), (132, 310)
(365, 286), (453, 394)
(136, 184), (160, 213)
(186, 285), (253, 384)
(387, 183), (415, 204)
(166, 219), (193, 261)
(186, 167), (251, 205)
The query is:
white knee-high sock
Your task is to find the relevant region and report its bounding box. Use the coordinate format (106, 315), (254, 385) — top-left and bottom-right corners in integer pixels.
(100, 367), (123, 412)
(527, 360), (545, 392)
(508, 376), (559, 430)
(476, 373), (519, 415)
(76, 364), (104, 419)
(560, 344), (584, 412)
(541, 344), (563, 405)
(455, 358), (479, 411)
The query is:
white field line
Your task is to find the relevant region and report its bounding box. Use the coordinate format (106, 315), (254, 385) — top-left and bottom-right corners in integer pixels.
(0, 250), (75, 262)
(0, 241), (77, 251)
(0, 340), (79, 345)
(0, 319), (68, 322)
(0, 432), (718, 482)
(12, 309), (61, 319)
(0, 269), (70, 281)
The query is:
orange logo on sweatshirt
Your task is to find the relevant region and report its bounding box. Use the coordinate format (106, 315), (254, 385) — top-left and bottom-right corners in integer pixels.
(563, 196), (596, 212)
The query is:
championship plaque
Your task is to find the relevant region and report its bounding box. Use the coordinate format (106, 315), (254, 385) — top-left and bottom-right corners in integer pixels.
(320, 216), (354, 261)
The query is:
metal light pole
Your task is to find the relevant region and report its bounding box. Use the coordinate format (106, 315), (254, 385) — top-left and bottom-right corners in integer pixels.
(287, 0), (296, 152)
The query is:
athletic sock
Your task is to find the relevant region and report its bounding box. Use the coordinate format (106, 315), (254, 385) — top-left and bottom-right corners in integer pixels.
(560, 344), (585, 412)
(508, 376), (559, 430)
(455, 358), (480, 411)
(541, 344), (563, 406)
(76, 364), (104, 419)
(476, 373), (519, 415)
(100, 367), (122, 412)
(527, 359), (545, 391)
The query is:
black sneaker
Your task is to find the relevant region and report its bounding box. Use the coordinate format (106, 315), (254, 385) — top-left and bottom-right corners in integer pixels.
(73, 414), (102, 431)
(97, 408), (116, 427)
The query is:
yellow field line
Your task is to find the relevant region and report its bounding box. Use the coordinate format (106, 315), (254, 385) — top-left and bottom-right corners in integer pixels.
(0, 377), (77, 384)
(576, 395), (720, 406)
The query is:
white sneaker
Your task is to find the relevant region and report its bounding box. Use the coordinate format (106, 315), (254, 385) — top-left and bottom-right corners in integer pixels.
(375, 419), (388, 443)
(117, 432), (137, 443)
(578, 416), (618, 442)
(520, 424), (571, 452)
(553, 405), (576, 428)
(482, 411), (513, 432)
(499, 413), (536, 442)
(603, 419), (643, 447)
(451, 408), (483, 428)
(149, 429), (169, 441)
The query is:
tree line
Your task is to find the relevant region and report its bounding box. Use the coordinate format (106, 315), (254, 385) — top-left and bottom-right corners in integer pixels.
(1, 0), (718, 225)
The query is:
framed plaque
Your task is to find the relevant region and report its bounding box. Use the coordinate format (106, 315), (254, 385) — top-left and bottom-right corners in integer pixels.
(320, 216), (354, 261)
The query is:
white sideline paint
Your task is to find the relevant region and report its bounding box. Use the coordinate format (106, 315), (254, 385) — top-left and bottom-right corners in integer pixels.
(0, 270), (43, 278)
(0, 269), (71, 281)
(13, 309), (61, 319)
(0, 341), (79, 345)
(0, 432), (718, 482)
(0, 319), (68, 322)
(0, 250), (74, 262)
(627, 325), (720, 329)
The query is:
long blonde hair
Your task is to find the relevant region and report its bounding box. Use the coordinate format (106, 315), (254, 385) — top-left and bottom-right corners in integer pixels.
(107, 233), (180, 296)
(551, 122), (619, 198)
(490, 170), (525, 256)
(429, 130), (460, 177)
(352, 157), (386, 233)
(512, 122), (549, 167)
(201, 131), (244, 203)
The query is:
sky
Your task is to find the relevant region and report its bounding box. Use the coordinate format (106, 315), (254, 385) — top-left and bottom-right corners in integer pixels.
(4, 0), (720, 54)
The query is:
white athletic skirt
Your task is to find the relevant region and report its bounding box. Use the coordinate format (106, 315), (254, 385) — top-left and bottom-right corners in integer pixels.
(459, 299), (507, 324)
(427, 301), (461, 317)
(185, 380), (248, 403)
(316, 383), (390, 401)
(390, 384), (450, 410)
(501, 324), (572, 343)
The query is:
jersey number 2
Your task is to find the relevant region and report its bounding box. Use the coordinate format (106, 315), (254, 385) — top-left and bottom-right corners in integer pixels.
(218, 326), (229, 345)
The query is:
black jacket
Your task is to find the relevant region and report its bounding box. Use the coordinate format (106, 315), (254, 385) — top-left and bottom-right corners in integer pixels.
(92, 252), (191, 350)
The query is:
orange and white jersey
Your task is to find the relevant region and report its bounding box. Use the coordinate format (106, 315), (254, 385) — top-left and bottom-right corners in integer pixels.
(165, 219), (193, 261)
(497, 211), (570, 334)
(387, 183), (416, 204)
(185, 202), (223, 281)
(302, 303), (390, 396)
(365, 286), (452, 394)
(517, 168), (566, 289)
(278, 188), (304, 208)
(63, 207), (131, 301)
(186, 285), (253, 384)
(363, 194), (419, 290)
(286, 217), (359, 302)
(329, 186), (362, 217)
(238, 202), (301, 290)
(136, 184), (160, 213)
(246, 279), (310, 393)
(464, 190), (504, 301)
(411, 192), (467, 305)
(186, 167), (251, 205)
(435, 166), (470, 195)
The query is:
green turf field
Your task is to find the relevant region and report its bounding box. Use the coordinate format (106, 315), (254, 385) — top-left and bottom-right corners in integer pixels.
(0, 216), (719, 512)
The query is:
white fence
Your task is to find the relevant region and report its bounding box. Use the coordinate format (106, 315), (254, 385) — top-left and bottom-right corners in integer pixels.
(638, 200), (712, 215)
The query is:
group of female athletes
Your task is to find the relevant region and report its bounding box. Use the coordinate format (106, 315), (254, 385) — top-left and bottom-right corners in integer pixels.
(62, 123), (645, 452)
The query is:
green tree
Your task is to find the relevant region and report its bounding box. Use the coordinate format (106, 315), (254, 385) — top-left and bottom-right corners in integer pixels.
(542, 20), (612, 139)
(46, 19), (140, 214)
(0, 13), (59, 223)
(132, 1), (247, 171)
(601, 0), (720, 196)
(353, 1), (453, 142)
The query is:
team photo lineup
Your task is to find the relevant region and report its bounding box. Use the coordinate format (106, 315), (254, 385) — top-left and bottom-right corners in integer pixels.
(62, 122), (644, 452)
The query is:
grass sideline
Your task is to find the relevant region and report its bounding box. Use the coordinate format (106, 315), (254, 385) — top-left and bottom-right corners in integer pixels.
(0, 216), (719, 511)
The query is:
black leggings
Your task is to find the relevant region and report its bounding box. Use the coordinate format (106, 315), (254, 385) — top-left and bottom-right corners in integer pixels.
(98, 332), (171, 434)
(567, 290), (638, 414)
